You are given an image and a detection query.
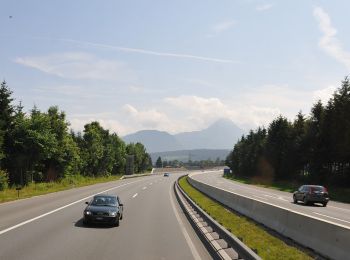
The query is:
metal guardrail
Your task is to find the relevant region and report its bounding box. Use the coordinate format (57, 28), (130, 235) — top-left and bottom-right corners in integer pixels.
(174, 176), (261, 260)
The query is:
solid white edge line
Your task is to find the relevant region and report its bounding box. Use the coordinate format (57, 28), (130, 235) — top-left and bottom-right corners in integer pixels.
(169, 184), (201, 260)
(313, 212), (350, 224)
(0, 179), (143, 236)
(188, 172), (350, 230)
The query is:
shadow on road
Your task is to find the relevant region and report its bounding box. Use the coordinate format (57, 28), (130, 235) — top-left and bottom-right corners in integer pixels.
(74, 218), (115, 229)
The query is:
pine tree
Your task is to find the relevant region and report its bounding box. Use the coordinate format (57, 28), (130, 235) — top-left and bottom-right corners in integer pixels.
(0, 81), (14, 166)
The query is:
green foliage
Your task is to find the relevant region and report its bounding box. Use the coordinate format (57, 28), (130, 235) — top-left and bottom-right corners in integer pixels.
(0, 170), (9, 191)
(156, 156), (162, 168)
(227, 77), (350, 187)
(0, 81), (15, 166)
(126, 142), (152, 173)
(78, 122), (129, 176)
(0, 174), (121, 203)
(0, 81), (150, 187)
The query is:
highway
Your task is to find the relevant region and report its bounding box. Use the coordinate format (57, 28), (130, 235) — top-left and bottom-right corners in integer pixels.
(191, 170), (350, 228)
(0, 173), (211, 260)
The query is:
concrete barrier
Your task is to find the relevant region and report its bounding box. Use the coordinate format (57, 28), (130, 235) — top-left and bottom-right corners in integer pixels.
(188, 175), (350, 260)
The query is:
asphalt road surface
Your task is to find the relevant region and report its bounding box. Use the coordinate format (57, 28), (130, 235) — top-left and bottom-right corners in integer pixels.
(0, 173), (212, 260)
(191, 170), (350, 228)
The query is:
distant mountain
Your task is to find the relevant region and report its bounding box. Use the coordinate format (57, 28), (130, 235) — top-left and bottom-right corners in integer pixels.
(122, 119), (245, 153)
(150, 149), (230, 163)
(123, 130), (183, 153)
(175, 118), (244, 150)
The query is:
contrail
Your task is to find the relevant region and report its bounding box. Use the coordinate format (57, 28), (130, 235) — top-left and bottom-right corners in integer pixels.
(35, 37), (237, 64)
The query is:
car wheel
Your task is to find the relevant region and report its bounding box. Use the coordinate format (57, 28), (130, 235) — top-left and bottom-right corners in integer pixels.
(322, 202), (328, 207)
(303, 196), (308, 205)
(115, 219), (120, 227)
(120, 214), (123, 220)
(83, 219), (88, 226)
(293, 195), (297, 204)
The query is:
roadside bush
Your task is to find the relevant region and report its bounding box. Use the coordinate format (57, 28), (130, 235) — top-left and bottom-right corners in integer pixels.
(0, 170), (9, 191)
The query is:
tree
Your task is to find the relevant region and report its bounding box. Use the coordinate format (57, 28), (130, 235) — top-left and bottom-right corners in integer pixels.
(109, 133), (126, 175)
(81, 122), (107, 176)
(126, 142), (151, 173)
(156, 156), (162, 168)
(291, 111), (308, 179)
(0, 81), (14, 167)
(264, 116), (294, 180)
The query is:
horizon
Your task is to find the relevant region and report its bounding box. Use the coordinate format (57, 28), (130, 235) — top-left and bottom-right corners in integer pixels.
(2, 1), (350, 135)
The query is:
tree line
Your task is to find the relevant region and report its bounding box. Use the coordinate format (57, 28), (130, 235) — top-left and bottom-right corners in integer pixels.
(155, 156), (225, 168)
(0, 81), (152, 190)
(225, 77), (350, 187)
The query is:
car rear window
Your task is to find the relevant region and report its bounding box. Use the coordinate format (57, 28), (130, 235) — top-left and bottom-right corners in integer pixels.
(311, 186), (325, 192)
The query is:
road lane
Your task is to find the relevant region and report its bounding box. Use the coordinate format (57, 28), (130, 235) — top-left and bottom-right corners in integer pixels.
(191, 170), (350, 228)
(0, 173), (211, 260)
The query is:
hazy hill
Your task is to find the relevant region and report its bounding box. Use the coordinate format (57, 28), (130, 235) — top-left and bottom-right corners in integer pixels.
(150, 149), (230, 163)
(122, 130), (183, 152)
(123, 119), (244, 153)
(175, 118), (244, 150)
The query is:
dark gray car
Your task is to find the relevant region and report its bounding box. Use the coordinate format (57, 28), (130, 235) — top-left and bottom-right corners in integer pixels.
(83, 195), (123, 226)
(293, 185), (329, 207)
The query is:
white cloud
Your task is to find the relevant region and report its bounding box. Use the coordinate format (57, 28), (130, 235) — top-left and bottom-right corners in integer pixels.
(128, 85), (144, 93)
(313, 7), (350, 70)
(313, 85), (336, 104)
(164, 95), (281, 130)
(69, 117), (131, 136)
(66, 84), (339, 135)
(15, 52), (132, 81)
(213, 20), (236, 34)
(256, 4), (273, 12)
(207, 20), (236, 38)
(122, 104), (172, 129)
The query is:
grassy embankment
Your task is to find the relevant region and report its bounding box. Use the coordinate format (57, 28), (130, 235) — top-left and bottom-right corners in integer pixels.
(179, 176), (312, 260)
(225, 175), (350, 204)
(0, 175), (122, 203)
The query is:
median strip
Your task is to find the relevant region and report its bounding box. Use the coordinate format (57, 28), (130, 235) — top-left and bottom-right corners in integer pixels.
(178, 176), (313, 260)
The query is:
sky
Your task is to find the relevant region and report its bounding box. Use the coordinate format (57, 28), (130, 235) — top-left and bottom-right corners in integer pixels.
(1, 0), (350, 136)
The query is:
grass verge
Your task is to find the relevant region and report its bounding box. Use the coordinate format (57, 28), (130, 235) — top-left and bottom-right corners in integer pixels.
(0, 174), (122, 203)
(179, 176), (312, 260)
(224, 175), (350, 204)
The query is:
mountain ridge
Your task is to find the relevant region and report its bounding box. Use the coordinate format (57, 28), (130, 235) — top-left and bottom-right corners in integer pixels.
(122, 118), (245, 153)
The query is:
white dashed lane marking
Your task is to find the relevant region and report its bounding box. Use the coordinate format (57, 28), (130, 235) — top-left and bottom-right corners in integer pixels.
(142, 187), (147, 190)
(132, 193), (138, 198)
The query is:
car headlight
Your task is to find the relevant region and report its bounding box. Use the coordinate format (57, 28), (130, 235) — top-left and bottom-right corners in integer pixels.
(85, 211), (92, 215)
(109, 211), (117, 217)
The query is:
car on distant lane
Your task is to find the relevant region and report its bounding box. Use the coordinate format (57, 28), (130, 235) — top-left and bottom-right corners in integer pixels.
(293, 185), (329, 207)
(83, 194), (123, 226)
(163, 172), (170, 177)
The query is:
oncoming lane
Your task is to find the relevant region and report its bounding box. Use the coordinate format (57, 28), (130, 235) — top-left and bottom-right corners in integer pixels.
(191, 170), (350, 228)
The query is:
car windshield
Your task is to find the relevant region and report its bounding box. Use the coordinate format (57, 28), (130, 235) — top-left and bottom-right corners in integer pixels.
(91, 197), (117, 206)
